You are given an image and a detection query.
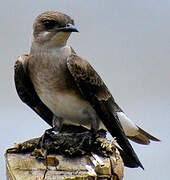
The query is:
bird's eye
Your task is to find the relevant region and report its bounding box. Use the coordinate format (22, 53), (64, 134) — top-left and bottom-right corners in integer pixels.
(42, 20), (58, 30)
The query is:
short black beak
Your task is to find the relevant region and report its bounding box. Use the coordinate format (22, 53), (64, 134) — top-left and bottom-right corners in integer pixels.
(58, 23), (79, 32)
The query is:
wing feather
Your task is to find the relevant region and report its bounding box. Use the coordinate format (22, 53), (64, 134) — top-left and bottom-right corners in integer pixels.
(67, 54), (144, 169)
(14, 54), (53, 127)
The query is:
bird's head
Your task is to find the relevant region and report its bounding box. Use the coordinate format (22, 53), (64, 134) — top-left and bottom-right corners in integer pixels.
(32, 11), (78, 48)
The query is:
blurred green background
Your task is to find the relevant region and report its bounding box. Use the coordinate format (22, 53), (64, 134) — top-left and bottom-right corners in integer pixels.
(1, 0), (169, 179)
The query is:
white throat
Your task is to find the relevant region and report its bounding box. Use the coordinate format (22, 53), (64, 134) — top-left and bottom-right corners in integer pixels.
(30, 39), (72, 61)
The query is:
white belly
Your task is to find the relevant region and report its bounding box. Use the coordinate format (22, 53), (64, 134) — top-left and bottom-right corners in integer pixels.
(39, 90), (96, 126)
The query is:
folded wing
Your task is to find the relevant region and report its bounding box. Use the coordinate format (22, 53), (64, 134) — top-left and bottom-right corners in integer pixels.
(67, 54), (144, 169)
(14, 54), (53, 127)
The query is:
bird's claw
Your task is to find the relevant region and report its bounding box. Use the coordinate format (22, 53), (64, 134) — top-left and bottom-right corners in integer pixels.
(38, 127), (55, 150)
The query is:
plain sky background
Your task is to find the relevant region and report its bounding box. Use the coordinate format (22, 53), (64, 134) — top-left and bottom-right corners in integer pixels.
(1, 0), (170, 179)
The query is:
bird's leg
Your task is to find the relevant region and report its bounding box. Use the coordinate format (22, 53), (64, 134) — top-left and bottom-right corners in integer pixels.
(39, 115), (63, 149)
(76, 114), (100, 149)
(87, 115), (100, 146)
(51, 115), (63, 133)
(91, 116), (100, 136)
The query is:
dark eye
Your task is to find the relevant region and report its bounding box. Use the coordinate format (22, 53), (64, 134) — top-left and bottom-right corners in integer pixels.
(42, 20), (58, 30)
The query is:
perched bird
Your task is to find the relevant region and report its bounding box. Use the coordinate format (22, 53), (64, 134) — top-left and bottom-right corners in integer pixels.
(14, 11), (160, 169)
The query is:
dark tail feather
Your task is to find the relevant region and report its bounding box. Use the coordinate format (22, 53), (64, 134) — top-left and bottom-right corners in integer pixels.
(128, 134), (150, 145)
(128, 127), (160, 145)
(138, 127), (161, 142)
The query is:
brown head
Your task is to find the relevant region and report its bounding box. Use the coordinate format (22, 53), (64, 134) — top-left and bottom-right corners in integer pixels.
(32, 11), (78, 48)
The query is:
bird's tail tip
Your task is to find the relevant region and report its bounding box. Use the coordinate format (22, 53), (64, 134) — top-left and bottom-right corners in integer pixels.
(128, 127), (161, 145)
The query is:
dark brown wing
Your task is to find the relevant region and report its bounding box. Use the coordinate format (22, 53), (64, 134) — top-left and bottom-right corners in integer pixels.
(67, 54), (144, 169)
(14, 54), (53, 127)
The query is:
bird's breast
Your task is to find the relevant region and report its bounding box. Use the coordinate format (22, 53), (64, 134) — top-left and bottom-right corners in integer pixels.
(29, 56), (95, 126)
